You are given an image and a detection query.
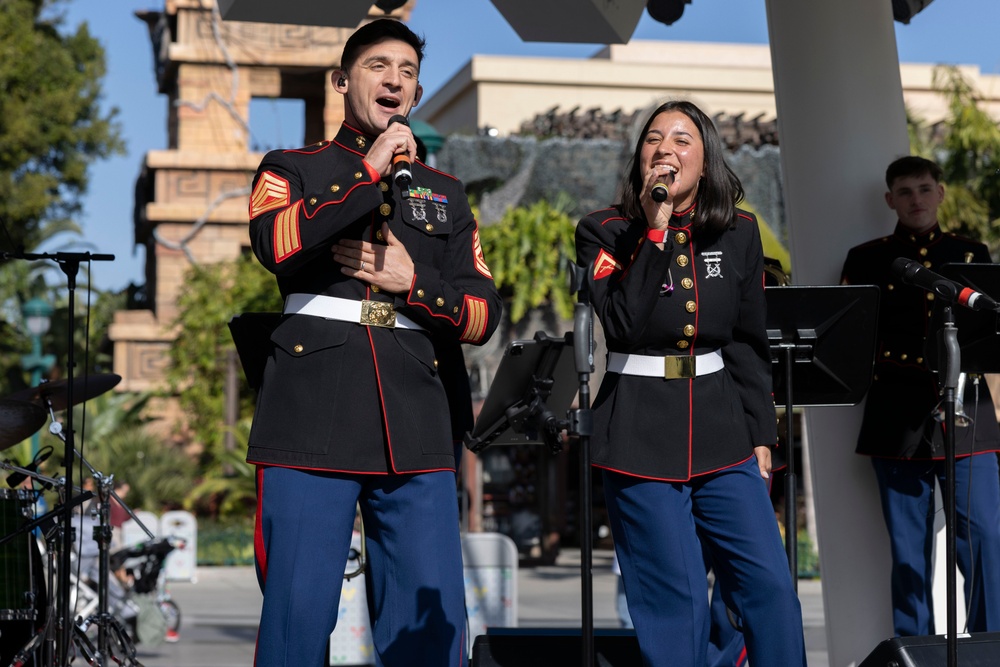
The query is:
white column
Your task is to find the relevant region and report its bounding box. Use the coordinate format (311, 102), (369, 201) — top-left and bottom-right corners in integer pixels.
(764, 1), (909, 664)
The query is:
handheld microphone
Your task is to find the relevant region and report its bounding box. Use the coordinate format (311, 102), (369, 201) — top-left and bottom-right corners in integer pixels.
(891, 257), (1000, 311)
(6, 448), (52, 488)
(650, 171), (675, 203)
(388, 114), (412, 189)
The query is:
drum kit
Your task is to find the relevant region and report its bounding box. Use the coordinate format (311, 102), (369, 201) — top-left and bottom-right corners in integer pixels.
(0, 374), (156, 667)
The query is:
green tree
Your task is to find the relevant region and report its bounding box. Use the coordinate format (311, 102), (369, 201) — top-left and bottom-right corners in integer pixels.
(909, 66), (1000, 254)
(479, 195), (578, 323)
(0, 0), (124, 399)
(0, 0), (123, 253)
(166, 255), (280, 517)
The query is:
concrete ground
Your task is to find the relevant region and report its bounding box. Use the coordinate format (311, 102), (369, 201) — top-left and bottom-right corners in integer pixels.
(125, 548), (828, 666)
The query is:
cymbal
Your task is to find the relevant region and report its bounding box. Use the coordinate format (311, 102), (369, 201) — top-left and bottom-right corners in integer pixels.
(0, 399), (47, 450)
(5, 374), (122, 412)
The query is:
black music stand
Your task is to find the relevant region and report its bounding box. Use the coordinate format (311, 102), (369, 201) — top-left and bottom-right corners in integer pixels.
(464, 332), (578, 453)
(466, 290), (596, 667)
(764, 285), (880, 588)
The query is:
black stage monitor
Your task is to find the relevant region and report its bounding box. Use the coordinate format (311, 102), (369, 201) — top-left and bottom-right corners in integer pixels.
(765, 285), (880, 407)
(465, 332), (578, 453)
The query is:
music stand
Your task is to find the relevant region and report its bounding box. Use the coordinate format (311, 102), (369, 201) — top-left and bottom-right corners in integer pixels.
(466, 309), (596, 667)
(464, 332), (578, 453)
(764, 285), (880, 588)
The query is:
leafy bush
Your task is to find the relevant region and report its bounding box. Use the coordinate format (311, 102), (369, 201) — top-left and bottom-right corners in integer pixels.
(479, 195), (577, 323)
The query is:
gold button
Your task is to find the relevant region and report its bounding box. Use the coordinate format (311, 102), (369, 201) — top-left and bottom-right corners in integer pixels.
(887, 284), (894, 291)
(331, 184), (340, 193)
(919, 248), (928, 256)
(965, 252), (975, 263)
(900, 353), (908, 361)
(380, 203), (392, 216)
(923, 261), (932, 268)
(309, 197), (317, 205)
(930, 232), (937, 240)
(681, 277), (693, 290)
(927, 293), (934, 301)
(676, 255), (689, 268)
(371, 286), (380, 293)
(293, 344), (304, 353)
(683, 324), (695, 337)
(356, 136), (366, 148)
(676, 340), (690, 350)
(685, 301), (697, 313)
(416, 289), (425, 298)
(379, 182), (389, 192)
(433, 359), (439, 369)
(884, 351), (891, 357)
(674, 232), (688, 245)
(436, 297), (445, 307)
(425, 223), (435, 232)
(376, 230), (384, 241)
(916, 357), (923, 364)
(354, 171), (363, 180)
(453, 306), (459, 313)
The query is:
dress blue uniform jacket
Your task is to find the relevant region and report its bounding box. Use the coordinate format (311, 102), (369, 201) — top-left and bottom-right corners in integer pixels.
(576, 204), (778, 481)
(841, 223), (1000, 458)
(246, 122), (502, 474)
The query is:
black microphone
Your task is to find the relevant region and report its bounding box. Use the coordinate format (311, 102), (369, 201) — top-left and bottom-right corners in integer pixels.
(6, 449), (52, 488)
(387, 114), (412, 189)
(891, 257), (1000, 311)
(650, 171), (675, 203)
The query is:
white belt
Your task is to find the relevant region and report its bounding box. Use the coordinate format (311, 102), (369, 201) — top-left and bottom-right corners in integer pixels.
(607, 349), (724, 379)
(283, 293), (424, 330)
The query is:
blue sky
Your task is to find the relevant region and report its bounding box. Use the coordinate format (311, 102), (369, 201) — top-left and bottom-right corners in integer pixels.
(53, 0), (1000, 292)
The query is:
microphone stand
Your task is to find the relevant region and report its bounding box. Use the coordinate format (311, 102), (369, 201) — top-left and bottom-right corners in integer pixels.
(5, 249), (114, 666)
(938, 305), (960, 667)
(569, 267), (595, 667)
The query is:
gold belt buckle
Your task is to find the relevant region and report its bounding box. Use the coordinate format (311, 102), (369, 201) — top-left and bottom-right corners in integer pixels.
(360, 300), (397, 328)
(663, 355), (696, 379)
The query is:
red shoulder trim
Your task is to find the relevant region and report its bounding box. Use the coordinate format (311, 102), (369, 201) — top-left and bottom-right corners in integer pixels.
(283, 142), (334, 155)
(416, 160), (460, 182)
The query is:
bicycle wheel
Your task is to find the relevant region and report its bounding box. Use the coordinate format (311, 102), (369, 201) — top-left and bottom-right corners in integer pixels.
(158, 598), (181, 632)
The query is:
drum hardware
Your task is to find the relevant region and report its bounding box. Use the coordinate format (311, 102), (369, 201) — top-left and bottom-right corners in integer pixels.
(0, 489), (38, 622)
(71, 471), (145, 667)
(0, 479), (92, 667)
(2, 243), (115, 666)
(1, 392), (152, 667)
(46, 403), (154, 666)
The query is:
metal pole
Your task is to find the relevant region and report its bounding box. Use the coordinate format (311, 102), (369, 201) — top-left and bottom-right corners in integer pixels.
(784, 345), (797, 590)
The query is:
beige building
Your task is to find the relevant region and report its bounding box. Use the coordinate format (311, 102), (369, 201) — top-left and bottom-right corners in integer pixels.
(414, 40), (1000, 136)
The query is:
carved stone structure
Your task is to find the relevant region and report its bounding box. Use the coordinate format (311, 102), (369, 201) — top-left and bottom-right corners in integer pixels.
(109, 1), (410, 401)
